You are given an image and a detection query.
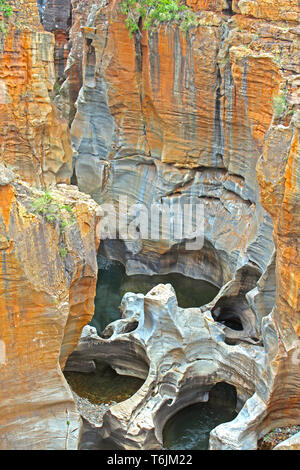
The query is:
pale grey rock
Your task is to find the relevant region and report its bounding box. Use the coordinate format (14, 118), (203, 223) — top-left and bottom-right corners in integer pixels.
(0, 164), (16, 186)
(66, 283), (271, 450)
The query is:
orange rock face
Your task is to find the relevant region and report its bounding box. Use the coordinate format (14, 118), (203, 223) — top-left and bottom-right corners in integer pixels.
(0, 165), (100, 449)
(0, 0), (299, 451)
(70, 0), (300, 449)
(235, 0), (299, 22)
(256, 114), (300, 434)
(0, 1), (72, 186)
(186, 0), (228, 12)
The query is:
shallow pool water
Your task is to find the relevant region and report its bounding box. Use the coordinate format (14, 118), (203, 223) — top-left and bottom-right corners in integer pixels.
(64, 362), (144, 405)
(163, 383), (237, 450)
(92, 257), (219, 334)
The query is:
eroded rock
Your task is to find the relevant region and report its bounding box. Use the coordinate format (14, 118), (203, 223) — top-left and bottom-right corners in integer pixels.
(66, 282), (268, 449)
(0, 164), (100, 449)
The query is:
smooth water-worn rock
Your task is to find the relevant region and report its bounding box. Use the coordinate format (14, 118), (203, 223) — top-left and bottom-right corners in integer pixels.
(66, 283), (266, 449)
(0, 164), (100, 449)
(65, 0), (300, 450)
(273, 432), (300, 451)
(0, 0), (299, 452)
(70, 0), (285, 285)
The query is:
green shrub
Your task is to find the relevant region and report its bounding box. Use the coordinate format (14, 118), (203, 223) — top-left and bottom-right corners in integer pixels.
(31, 190), (75, 233)
(59, 247), (68, 259)
(273, 92), (288, 118)
(0, 0), (13, 18)
(121, 0), (197, 35)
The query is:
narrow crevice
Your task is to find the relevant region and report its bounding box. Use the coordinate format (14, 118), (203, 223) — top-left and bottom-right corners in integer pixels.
(223, 0), (234, 16)
(134, 19), (151, 155)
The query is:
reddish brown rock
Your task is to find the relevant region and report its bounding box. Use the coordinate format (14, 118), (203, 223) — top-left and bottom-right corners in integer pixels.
(0, 164), (100, 449)
(0, 0), (72, 186)
(186, 0), (228, 12)
(235, 0), (299, 22)
(69, 0), (300, 450)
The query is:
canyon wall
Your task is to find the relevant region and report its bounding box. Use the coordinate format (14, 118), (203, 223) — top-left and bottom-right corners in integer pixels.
(0, 165), (100, 449)
(0, 0), (299, 451)
(0, 0), (73, 186)
(0, 1), (100, 450)
(70, 0), (279, 286)
(63, 0), (299, 449)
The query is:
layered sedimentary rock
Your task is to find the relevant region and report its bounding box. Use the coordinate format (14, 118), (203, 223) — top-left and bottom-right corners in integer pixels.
(0, 0), (72, 186)
(0, 164), (100, 449)
(64, 0), (300, 450)
(38, 0), (72, 83)
(39, 0), (96, 123)
(233, 0), (299, 22)
(0, 0), (298, 452)
(71, 0), (281, 286)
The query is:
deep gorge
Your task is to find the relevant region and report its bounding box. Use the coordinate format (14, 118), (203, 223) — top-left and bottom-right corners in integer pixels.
(0, 0), (299, 452)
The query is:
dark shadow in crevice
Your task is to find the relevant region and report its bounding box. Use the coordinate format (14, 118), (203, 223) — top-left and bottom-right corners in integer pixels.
(223, 0), (234, 16)
(162, 382), (237, 450)
(212, 297), (243, 331)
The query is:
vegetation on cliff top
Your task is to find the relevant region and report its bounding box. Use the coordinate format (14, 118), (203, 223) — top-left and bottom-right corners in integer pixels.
(0, 0), (12, 18)
(273, 92), (288, 119)
(0, 0), (12, 35)
(31, 191), (75, 259)
(121, 0), (198, 35)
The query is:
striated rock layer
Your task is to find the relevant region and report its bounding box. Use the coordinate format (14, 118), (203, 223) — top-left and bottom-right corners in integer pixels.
(39, 0), (96, 123)
(64, 0), (300, 450)
(0, 0), (298, 451)
(71, 0), (281, 284)
(0, 164), (100, 449)
(0, 0), (72, 186)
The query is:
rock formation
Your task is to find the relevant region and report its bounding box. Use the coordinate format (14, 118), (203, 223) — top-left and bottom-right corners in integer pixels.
(0, 164), (100, 449)
(64, 0), (299, 451)
(65, 282), (264, 450)
(70, 0), (289, 285)
(0, 0), (72, 186)
(0, 1), (100, 450)
(0, 0), (299, 452)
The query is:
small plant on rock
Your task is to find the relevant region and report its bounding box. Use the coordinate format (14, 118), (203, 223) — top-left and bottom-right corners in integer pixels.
(31, 190), (75, 233)
(121, 0), (198, 36)
(59, 247), (68, 259)
(31, 191), (76, 262)
(273, 91), (288, 119)
(0, 0), (13, 18)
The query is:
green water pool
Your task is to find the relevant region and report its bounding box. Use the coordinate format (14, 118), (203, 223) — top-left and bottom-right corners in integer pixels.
(92, 257), (219, 334)
(64, 362), (143, 405)
(163, 383), (237, 450)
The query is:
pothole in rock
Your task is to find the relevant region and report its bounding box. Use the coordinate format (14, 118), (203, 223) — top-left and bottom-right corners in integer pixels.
(92, 256), (219, 334)
(163, 383), (237, 450)
(212, 298), (244, 331)
(64, 362), (144, 409)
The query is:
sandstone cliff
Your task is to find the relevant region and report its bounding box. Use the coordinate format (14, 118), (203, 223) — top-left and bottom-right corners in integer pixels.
(0, 0), (72, 186)
(0, 0), (299, 451)
(63, 0), (299, 450)
(0, 164), (100, 449)
(0, 0), (100, 450)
